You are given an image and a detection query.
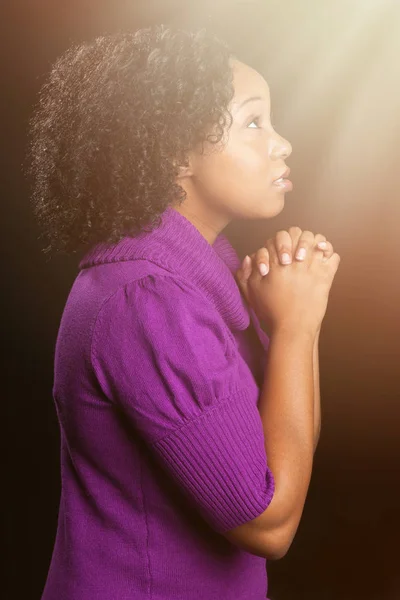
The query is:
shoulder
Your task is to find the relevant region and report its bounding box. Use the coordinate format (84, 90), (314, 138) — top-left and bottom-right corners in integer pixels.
(90, 272), (241, 425)
(92, 272), (229, 356)
(97, 272), (216, 323)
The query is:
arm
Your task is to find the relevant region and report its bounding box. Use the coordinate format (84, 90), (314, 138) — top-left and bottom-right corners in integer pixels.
(223, 327), (315, 559)
(93, 276), (276, 540)
(260, 323), (320, 451)
(313, 330), (321, 452)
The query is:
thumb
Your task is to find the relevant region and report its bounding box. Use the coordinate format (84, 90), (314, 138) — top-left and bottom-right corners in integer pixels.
(235, 255), (252, 302)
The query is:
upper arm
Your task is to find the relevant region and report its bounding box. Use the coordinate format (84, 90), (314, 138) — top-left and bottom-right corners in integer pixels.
(91, 275), (275, 541)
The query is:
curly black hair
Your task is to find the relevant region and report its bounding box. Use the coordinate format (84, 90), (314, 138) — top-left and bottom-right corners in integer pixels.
(26, 25), (236, 256)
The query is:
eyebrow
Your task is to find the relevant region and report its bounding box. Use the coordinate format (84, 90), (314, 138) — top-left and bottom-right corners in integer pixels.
(236, 96), (265, 110)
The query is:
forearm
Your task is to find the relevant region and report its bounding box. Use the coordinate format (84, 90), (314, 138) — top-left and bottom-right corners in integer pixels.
(257, 327), (316, 548)
(313, 331), (321, 452)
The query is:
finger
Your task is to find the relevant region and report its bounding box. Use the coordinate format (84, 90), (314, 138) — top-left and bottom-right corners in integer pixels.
(314, 234), (327, 250)
(253, 247), (270, 277)
(242, 252), (269, 279)
(293, 230), (316, 262)
(313, 234), (327, 259)
(274, 230), (294, 265)
(239, 255), (252, 279)
(236, 255), (253, 303)
(326, 252), (341, 273)
(320, 241), (334, 261)
(313, 235), (334, 262)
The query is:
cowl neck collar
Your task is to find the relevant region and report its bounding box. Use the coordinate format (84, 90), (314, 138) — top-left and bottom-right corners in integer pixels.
(79, 205), (267, 347)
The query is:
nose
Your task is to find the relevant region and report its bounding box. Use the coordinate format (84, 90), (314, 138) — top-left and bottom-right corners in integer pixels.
(270, 132), (292, 161)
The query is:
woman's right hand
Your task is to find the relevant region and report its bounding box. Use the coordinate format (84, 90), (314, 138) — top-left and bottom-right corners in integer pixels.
(236, 229), (341, 336)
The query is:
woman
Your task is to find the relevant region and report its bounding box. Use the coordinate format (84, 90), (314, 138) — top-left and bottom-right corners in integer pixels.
(28, 25), (340, 600)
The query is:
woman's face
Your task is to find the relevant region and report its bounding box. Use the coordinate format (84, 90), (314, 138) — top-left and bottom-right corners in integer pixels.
(188, 59), (293, 223)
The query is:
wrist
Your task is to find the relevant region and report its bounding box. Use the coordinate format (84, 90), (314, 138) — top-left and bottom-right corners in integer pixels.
(270, 324), (317, 345)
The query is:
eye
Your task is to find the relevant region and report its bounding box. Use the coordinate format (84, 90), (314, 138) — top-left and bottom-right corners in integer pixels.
(247, 115), (262, 129)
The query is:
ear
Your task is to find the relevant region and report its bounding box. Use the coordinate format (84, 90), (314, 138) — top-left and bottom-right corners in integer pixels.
(173, 155), (194, 180)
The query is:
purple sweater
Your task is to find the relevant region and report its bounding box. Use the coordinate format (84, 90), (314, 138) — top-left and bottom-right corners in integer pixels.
(41, 206), (275, 600)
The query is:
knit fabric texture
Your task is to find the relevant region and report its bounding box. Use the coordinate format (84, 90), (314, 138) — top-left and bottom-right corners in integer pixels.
(41, 206), (275, 600)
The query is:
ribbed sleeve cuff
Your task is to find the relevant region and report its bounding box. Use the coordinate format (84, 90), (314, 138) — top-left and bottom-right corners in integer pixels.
(153, 387), (275, 533)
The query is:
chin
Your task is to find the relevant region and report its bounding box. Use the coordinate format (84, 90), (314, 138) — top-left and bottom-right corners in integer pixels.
(256, 193), (286, 219)
(229, 192), (285, 221)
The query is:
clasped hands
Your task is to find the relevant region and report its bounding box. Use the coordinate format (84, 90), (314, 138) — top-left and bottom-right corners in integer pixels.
(235, 226), (335, 304)
(239, 226), (334, 275)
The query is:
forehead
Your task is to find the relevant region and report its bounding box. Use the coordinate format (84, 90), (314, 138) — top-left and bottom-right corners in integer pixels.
(229, 59), (271, 110)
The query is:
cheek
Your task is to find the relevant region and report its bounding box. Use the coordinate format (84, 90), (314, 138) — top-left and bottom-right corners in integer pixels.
(201, 145), (271, 196)
(231, 145), (268, 173)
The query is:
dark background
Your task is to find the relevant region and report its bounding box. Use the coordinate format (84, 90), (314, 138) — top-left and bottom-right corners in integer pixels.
(4, 1), (400, 598)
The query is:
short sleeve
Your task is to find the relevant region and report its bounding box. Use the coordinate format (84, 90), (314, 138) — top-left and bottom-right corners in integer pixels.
(91, 274), (275, 533)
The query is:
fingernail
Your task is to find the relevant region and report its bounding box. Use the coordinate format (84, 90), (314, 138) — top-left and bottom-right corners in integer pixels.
(242, 255), (251, 270)
(259, 263), (269, 276)
(317, 242), (327, 249)
(281, 253), (291, 264)
(296, 248), (306, 260)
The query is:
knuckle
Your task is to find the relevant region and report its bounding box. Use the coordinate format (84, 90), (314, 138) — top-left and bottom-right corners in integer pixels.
(299, 231), (315, 247)
(302, 230), (315, 239)
(276, 229), (288, 238)
(255, 246), (269, 260)
(289, 226), (302, 236)
(329, 253), (340, 267)
(275, 231), (292, 255)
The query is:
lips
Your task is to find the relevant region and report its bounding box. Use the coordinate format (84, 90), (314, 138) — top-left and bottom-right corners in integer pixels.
(273, 167), (291, 182)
